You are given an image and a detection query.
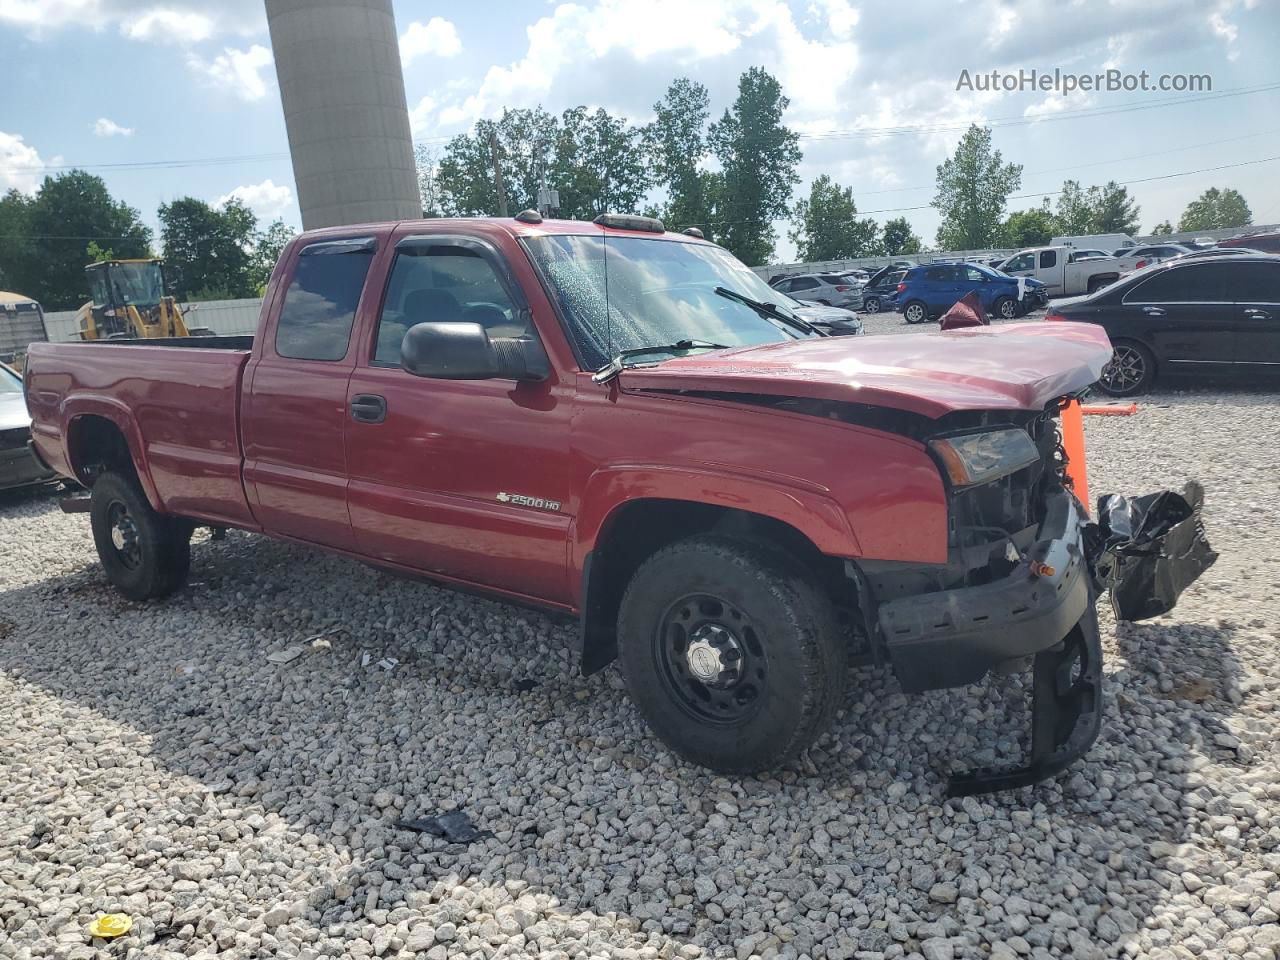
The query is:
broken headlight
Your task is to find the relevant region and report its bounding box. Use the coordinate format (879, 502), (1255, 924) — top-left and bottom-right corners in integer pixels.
(930, 429), (1040, 488)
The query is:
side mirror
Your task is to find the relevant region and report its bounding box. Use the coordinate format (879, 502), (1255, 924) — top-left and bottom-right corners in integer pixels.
(400, 321), (549, 382)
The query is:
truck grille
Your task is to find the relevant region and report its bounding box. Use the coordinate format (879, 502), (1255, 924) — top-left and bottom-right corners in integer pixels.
(0, 426), (31, 451)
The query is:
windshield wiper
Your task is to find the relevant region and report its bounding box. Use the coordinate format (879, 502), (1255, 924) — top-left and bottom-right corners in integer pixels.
(714, 286), (824, 338)
(592, 338), (729, 385)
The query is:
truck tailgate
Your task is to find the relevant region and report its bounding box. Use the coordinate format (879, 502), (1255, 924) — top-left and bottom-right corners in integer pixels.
(25, 342), (256, 528)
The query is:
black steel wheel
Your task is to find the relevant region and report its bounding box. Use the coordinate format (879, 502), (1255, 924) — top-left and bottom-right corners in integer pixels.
(90, 470), (193, 600)
(1095, 339), (1155, 396)
(655, 593), (766, 725)
(617, 535), (846, 773)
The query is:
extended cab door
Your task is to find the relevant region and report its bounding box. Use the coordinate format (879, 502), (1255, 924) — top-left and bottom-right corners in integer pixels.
(241, 235), (379, 549)
(342, 232), (573, 605)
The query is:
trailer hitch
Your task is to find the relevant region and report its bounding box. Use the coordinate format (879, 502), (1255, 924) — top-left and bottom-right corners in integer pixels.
(948, 481), (1215, 797)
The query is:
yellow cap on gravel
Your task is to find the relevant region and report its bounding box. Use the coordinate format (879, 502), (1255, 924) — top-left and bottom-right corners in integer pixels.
(88, 914), (133, 938)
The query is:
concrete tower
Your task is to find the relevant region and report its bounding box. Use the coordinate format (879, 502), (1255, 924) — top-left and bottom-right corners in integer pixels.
(266, 0), (420, 230)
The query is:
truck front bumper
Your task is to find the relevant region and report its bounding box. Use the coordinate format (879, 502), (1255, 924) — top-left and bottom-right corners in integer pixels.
(879, 490), (1090, 695)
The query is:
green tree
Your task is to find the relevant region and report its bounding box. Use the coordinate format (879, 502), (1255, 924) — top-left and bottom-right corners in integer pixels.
(788, 175), (880, 261)
(0, 189), (34, 293)
(1053, 180), (1093, 235)
(1178, 187), (1252, 231)
(647, 78), (719, 237)
(1150, 220), (1173, 236)
(248, 219), (295, 294)
(709, 68), (802, 265)
(414, 144), (445, 217)
(1087, 181), (1141, 235)
(2, 171), (150, 309)
(880, 216), (923, 256)
(158, 197), (258, 301)
(932, 124), (1022, 250)
(554, 107), (650, 218)
(1001, 202), (1057, 248)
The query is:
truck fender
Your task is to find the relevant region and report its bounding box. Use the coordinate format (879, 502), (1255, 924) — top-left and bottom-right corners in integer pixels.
(61, 395), (164, 512)
(571, 465), (862, 675)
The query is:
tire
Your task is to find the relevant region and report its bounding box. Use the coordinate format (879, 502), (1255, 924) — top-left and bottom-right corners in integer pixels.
(617, 534), (847, 773)
(903, 301), (928, 324)
(993, 296), (1018, 320)
(1095, 339), (1155, 397)
(89, 470), (192, 600)
(863, 297), (881, 313)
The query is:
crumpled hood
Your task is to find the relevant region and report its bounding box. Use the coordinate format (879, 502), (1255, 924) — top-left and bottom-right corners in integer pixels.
(0, 391), (31, 432)
(619, 321), (1113, 418)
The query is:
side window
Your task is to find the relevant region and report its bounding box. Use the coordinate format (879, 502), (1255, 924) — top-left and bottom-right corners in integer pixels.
(922, 267), (948, 282)
(1005, 253), (1032, 272)
(964, 267), (986, 282)
(275, 239), (375, 361)
(1226, 262), (1280, 303)
(1125, 265), (1229, 303)
(791, 277), (819, 290)
(773, 279), (793, 292)
(1039, 250), (1057, 269)
(373, 244), (525, 366)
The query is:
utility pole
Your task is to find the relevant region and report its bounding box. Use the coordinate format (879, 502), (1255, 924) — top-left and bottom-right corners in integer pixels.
(489, 130), (509, 218)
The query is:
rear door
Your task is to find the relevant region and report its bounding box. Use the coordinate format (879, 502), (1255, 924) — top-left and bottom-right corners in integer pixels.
(241, 235), (379, 549)
(342, 231), (573, 604)
(1120, 262), (1239, 368)
(1035, 248), (1063, 295)
(1231, 259), (1280, 370)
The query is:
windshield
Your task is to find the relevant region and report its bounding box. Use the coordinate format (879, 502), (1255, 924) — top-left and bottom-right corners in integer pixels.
(105, 263), (164, 307)
(0, 364), (21, 394)
(523, 234), (812, 369)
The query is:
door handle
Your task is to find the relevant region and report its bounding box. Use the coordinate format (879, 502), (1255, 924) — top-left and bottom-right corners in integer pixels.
(1244, 308), (1273, 320)
(1142, 306), (1166, 316)
(350, 394), (387, 424)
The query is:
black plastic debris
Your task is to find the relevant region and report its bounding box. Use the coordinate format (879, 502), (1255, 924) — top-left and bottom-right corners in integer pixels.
(1090, 480), (1217, 622)
(394, 810), (491, 844)
(513, 677), (539, 692)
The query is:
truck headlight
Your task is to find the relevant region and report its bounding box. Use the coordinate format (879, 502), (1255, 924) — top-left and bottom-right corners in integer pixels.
(929, 429), (1040, 487)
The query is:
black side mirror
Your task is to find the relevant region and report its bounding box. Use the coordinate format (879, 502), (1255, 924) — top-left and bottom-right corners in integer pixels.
(400, 321), (549, 382)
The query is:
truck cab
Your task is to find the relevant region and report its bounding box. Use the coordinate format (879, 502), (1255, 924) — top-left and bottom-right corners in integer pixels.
(1001, 245), (1145, 298)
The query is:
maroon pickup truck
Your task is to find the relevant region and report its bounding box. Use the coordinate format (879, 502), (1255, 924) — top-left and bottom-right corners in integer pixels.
(24, 213), (1213, 793)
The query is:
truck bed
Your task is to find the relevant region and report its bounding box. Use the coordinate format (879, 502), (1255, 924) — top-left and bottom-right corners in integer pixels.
(25, 340), (258, 529)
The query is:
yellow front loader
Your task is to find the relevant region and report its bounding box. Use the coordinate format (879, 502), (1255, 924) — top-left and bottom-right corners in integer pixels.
(74, 259), (208, 340)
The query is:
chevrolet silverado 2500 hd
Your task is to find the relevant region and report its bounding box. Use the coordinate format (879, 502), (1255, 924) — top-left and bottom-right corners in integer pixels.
(24, 213), (1213, 794)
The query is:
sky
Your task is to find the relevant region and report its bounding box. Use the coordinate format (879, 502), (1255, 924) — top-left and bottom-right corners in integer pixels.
(1, 0), (1278, 264)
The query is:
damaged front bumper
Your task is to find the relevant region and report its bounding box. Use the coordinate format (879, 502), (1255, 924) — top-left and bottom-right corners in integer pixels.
(876, 483), (1215, 796)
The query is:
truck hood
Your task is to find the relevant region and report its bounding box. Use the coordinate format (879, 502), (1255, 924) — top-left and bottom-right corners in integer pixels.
(619, 321), (1113, 419)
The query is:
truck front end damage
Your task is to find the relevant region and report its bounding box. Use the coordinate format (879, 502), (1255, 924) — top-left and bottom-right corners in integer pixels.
(862, 398), (1215, 794)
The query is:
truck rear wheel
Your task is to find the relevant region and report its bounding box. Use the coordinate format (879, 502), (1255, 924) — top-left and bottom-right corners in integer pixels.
(90, 471), (192, 600)
(617, 535), (847, 773)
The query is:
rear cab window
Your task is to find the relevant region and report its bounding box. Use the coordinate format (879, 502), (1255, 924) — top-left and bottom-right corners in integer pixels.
(275, 237), (376, 361)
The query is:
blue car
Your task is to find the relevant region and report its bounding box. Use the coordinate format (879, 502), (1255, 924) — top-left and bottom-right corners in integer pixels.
(894, 263), (1046, 324)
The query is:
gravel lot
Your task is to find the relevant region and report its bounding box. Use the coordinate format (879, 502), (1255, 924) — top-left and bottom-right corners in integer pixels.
(3, 325), (1279, 960)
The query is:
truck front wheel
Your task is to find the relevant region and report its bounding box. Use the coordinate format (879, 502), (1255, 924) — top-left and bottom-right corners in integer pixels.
(90, 471), (193, 600)
(617, 535), (847, 773)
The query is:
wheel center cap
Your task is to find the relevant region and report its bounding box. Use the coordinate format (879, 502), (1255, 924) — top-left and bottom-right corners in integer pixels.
(685, 623), (743, 687)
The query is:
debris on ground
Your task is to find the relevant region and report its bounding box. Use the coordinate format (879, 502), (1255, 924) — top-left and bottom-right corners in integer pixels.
(88, 914), (132, 938)
(266, 644), (308, 665)
(395, 810), (491, 844)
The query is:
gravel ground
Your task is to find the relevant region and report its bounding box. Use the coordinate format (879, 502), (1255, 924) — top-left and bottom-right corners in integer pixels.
(3, 344), (1280, 960)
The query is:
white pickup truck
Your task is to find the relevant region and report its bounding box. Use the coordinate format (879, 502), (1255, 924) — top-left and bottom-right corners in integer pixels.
(999, 245), (1148, 298)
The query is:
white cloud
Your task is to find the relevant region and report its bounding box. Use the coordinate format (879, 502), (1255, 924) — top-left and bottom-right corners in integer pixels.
(400, 17), (461, 66)
(187, 44), (274, 101)
(0, 130), (45, 194)
(121, 8), (215, 43)
(92, 117), (133, 137)
(0, 0), (264, 39)
(811, 0), (859, 39)
(215, 179), (295, 221)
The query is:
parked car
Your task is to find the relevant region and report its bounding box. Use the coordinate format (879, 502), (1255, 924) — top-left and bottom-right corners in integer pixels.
(0, 362), (58, 491)
(1068, 249), (1112, 261)
(1174, 246), (1266, 261)
(894, 262), (1046, 323)
(23, 213), (1211, 793)
(1219, 231), (1280, 254)
(859, 267), (908, 313)
(769, 273), (863, 309)
(1046, 253), (1280, 395)
(783, 300), (863, 336)
(1112, 243), (1194, 263)
(1001, 246), (1147, 297)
